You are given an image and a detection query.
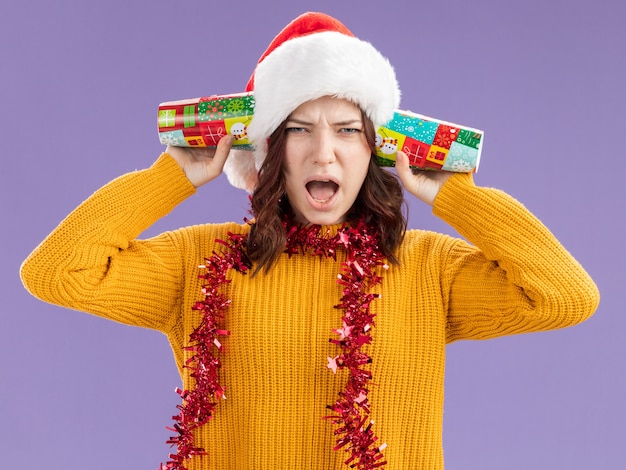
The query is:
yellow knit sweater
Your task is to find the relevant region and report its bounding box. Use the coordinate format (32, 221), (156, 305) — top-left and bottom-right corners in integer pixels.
(21, 154), (599, 469)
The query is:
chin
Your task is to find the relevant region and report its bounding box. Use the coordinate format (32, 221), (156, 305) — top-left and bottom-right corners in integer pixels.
(301, 213), (347, 226)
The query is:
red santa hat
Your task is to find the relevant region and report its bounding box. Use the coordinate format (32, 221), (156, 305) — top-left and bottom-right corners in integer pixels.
(223, 12), (401, 192)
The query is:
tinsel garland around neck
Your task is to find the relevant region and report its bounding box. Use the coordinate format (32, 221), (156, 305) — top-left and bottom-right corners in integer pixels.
(161, 219), (389, 469)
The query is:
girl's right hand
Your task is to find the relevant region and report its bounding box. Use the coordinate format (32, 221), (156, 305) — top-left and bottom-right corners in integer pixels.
(165, 134), (234, 188)
(395, 149), (453, 206)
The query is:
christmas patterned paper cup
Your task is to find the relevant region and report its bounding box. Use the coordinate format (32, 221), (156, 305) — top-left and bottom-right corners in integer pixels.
(374, 110), (484, 173)
(157, 92), (255, 149)
(158, 93), (484, 172)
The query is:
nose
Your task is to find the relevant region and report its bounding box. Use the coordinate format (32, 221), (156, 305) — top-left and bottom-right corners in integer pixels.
(311, 132), (336, 166)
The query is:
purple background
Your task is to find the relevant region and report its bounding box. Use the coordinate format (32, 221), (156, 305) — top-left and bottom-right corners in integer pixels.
(2, 1), (624, 468)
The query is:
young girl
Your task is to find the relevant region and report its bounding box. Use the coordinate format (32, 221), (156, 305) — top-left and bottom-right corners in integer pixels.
(20, 12), (599, 470)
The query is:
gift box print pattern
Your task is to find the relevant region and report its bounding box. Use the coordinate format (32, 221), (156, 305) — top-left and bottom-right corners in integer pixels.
(158, 92), (255, 148)
(375, 111), (483, 172)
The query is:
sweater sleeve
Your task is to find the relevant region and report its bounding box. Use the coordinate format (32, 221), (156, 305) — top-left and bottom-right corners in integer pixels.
(432, 173), (600, 342)
(20, 153), (197, 333)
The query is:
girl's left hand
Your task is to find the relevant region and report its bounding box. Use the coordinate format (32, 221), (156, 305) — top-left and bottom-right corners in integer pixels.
(394, 150), (453, 206)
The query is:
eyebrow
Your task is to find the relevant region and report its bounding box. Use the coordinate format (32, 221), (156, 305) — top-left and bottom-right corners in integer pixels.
(286, 118), (363, 127)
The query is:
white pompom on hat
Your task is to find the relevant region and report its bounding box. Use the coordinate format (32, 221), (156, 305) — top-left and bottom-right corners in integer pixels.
(223, 12), (401, 192)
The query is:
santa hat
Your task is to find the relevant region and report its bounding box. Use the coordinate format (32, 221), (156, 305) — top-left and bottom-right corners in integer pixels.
(223, 12), (401, 192)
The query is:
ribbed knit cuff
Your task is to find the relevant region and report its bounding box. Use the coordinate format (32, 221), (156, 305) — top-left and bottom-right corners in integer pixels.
(123, 153), (197, 230)
(431, 172), (481, 237)
(149, 153), (197, 205)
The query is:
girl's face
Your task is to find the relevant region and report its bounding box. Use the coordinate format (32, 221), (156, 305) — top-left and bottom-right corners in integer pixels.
(283, 96), (371, 226)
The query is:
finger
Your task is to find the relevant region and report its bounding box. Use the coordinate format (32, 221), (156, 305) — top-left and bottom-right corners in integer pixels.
(210, 135), (234, 170)
(394, 150), (413, 188)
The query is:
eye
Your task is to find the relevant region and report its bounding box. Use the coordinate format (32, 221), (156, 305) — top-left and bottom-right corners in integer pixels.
(339, 127), (362, 135)
(286, 127), (307, 134)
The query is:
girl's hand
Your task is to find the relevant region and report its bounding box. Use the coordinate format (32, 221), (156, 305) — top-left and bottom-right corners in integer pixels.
(395, 150), (453, 206)
(165, 134), (234, 188)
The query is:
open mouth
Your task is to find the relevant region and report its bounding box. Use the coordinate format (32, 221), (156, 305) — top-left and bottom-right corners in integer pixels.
(306, 180), (339, 203)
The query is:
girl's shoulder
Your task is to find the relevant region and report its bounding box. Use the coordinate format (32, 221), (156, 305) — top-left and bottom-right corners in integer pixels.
(397, 228), (468, 264)
(168, 221), (252, 246)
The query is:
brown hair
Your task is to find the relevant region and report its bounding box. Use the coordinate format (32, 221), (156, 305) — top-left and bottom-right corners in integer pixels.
(247, 109), (407, 273)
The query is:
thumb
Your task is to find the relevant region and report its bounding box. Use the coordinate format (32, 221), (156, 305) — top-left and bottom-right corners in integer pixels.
(394, 150), (414, 189)
(210, 134), (234, 171)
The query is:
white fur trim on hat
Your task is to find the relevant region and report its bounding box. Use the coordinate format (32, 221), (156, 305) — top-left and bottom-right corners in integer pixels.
(223, 148), (258, 191)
